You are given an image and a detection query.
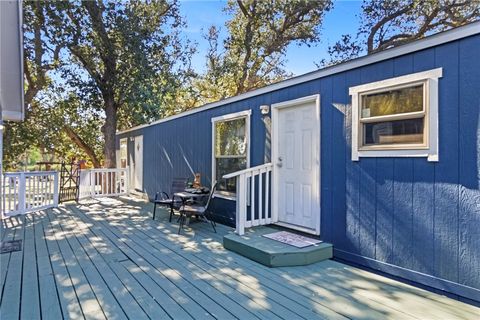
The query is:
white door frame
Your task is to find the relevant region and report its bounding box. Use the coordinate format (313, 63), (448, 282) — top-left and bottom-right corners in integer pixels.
(133, 135), (143, 192)
(271, 94), (321, 235)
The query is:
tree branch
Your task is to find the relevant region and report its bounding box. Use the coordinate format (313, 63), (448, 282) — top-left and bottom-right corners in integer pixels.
(63, 125), (102, 168)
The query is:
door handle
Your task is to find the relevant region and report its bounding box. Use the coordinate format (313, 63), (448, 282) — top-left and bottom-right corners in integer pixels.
(277, 156), (283, 168)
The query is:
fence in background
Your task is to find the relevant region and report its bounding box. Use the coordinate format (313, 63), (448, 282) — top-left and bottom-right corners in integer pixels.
(79, 168), (129, 199)
(1, 171), (59, 217)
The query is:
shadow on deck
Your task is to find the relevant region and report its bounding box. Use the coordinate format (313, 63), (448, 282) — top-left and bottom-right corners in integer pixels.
(1, 196), (478, 319)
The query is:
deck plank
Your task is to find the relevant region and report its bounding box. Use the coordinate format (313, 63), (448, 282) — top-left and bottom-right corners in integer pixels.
(69, 204), (262, 320)
(33, 211), (64, 320)
(81, 201), (346, 320)
(48, 209), (129, 320)
(71, 203), (285, 320)
(54, 207), (165, 319)
(42, 208), (85, 319)
(114, 213), (345, 320)
(114, 201), (398, 320)
(0, 216), (24, 319)
(1, 197), (478, 320)
(0, 216), (18, 301)
(99, 198), (480, 320)
(45, 209), (107, 320)
(20, 214), (41, 319)
(52, 208), (148, 320)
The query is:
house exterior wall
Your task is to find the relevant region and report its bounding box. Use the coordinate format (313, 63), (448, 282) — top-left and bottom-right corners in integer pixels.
(117, 34), (480, 302)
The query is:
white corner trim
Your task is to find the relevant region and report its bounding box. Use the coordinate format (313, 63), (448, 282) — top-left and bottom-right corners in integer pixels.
(211, 110), (251, 190)
(116, 22), (478, 135)
(271, 94), (319, 110)
(1, 110), (24, 122)
(350, 68), (442, 162)
(349, 68), (443, 94)
(271, 94), (321, 235)
(211, 109), (251, 123)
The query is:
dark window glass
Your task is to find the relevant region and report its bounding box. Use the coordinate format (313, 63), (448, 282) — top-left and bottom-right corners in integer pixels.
(363, 118), (424, 146)
(215, 157), (247, 192)
(361, 85), (423, 118)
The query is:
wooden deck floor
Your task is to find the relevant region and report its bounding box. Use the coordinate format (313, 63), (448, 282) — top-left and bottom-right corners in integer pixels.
(1, 197), (478, 320)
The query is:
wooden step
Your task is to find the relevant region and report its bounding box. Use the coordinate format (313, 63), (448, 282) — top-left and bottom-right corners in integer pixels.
(223, 225), (333, 267)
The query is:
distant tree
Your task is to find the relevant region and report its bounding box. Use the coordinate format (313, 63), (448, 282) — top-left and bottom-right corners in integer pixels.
(193, 0), (333, 104)
(43, 0), (194, 168)
(319, 0), (480, 67)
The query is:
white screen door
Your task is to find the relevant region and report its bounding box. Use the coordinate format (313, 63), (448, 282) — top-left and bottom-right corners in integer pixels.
(134, 135), (143, 191)
(272, 95), (320, 235)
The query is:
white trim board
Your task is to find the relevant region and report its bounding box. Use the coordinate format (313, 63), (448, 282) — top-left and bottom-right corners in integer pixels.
(271, 94), (321, 235)
(211, 110), (251, 197)
(350, 68), (442, 162)
(117, 22), (479, 135)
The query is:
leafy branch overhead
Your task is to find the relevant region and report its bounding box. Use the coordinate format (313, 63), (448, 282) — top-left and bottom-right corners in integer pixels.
(320, 0), (480, 67)
(194, 0), (333, 104)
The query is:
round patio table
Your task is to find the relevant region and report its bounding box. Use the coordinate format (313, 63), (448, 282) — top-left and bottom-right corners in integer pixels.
(174, 190), (210, 225)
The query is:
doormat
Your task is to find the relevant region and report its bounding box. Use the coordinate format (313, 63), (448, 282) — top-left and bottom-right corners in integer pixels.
(0, 240), (22, 254)
(262, 231), (321, 248)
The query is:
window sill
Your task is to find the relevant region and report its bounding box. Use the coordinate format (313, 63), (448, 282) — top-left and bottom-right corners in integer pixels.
(353, 149), (438, 162)
(213, 191), (237, 201)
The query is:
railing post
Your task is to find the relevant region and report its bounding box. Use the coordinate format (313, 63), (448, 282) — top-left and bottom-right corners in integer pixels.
(90, 171), (95, 198)
(236, 174), (246, 235)
(18, 172), (26, 215)
(53, 172), (59, 207)
(125, 167), (129, 194)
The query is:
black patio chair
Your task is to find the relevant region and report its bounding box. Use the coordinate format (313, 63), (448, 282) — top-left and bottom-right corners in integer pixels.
(152, 177), (187, 222)
(178, 182), (218, 234)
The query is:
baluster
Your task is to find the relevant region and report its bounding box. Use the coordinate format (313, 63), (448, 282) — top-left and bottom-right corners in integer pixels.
(259, 168), (264, 225)
(250, 170), (255, 226)
(265, 168), (270, 223)
(236, 174), (246, 235)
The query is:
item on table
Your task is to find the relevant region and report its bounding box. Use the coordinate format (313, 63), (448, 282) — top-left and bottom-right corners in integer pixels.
(193, 173), (201, 189)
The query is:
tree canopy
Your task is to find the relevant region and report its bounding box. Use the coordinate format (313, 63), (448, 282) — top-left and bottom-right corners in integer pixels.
(192, 0), (333, 104)
(320, 0), (480, 66)
(3, 0), (479, 171)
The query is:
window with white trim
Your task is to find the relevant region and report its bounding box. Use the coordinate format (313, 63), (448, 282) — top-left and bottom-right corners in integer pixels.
(119, 138), (128, 168)
(212, 110), (251, 195)
(349, 68), (442, 161)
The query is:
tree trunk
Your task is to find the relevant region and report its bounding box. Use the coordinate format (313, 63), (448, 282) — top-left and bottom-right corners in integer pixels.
(63, 125), (102, 168)
(103, 97), (118, 168)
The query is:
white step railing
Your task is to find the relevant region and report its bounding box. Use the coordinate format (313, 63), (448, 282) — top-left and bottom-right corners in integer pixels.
(1, 171), (59, 218)
(223, 163), (273, 235)
(79, 168), (129, 199)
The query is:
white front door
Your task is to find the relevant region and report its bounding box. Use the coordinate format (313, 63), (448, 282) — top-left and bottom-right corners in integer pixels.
(272, 95), (320, 235)
(133, 136), (143, 191)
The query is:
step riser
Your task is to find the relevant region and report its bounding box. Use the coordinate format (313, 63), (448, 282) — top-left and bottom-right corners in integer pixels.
(223, 226), (333, 267)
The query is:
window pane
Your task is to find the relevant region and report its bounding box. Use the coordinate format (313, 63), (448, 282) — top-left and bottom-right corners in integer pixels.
(216, 157), (247, 192)
(363, 118), (424, 146)
(120, 139), (127, 168)
(361, 85), (423, 118)
(215, 118), (246, 156)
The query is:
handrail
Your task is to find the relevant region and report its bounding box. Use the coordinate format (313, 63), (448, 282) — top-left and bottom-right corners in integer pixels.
(78, 167), (129, 199)
(222, 163), (272, 179)
(4, 170), (57, 177)
(223, 163), (273, 235)
(2, 171), (59, 218)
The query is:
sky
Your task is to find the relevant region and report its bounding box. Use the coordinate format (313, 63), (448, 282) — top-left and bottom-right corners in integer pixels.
(178, 0), (363, 76)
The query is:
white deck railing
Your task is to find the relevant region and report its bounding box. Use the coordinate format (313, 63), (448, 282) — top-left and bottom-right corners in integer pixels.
(79, 168), (129, 199)
(223, 163), (273, 235)
(1, 171), (59, 218)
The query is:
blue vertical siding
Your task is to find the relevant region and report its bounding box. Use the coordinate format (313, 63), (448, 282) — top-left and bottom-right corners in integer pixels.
(458, 36), (480, 292)
(117, 34), (480, 302)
